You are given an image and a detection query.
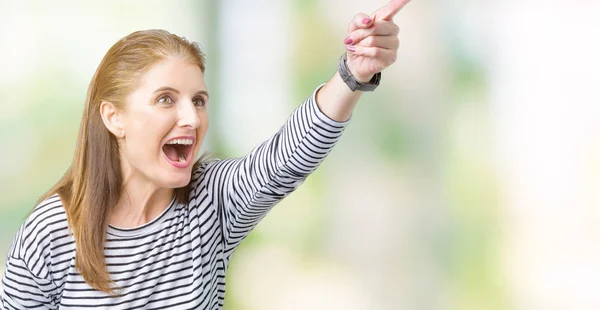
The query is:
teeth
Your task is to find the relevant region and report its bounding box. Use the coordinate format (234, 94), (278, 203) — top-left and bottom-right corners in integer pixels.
(166, 138), (193, 145)
(178, 154), (186, 163)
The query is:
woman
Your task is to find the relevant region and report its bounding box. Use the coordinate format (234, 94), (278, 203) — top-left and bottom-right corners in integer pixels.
(1, 0), (409, 309)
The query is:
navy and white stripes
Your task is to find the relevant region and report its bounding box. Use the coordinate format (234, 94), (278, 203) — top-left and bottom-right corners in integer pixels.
(1, 85), (349, 310)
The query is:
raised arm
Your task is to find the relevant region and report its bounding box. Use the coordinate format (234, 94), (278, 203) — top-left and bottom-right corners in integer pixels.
(196, 0), (411, 258)
(199, 87), (350, 256)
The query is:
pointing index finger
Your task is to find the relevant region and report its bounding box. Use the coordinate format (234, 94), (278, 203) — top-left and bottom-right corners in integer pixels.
(373, 0), (411, 21)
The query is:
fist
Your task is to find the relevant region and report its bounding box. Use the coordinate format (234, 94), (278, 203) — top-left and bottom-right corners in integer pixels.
(344, 0), (411, 82)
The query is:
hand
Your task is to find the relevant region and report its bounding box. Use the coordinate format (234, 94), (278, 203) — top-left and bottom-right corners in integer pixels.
(343, 0), (411, 82)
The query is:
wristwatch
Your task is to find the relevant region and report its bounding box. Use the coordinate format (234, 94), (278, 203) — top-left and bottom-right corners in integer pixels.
(338, 53), (381, 92)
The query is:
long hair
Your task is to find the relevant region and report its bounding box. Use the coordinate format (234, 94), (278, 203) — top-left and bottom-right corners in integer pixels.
(37, 29), (206, 294)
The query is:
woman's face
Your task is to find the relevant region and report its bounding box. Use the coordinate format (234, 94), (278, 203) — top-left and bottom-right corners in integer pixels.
(118, 57), (209, 189)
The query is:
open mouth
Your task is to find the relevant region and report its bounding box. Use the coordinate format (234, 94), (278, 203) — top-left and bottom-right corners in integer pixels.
(161, 137), (195, 167)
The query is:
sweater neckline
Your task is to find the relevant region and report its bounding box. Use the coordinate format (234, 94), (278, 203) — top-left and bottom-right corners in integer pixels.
(106, 197), (177, 238)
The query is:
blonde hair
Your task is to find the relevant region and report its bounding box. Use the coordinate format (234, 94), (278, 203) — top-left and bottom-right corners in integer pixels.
(37, 29), (206, 294)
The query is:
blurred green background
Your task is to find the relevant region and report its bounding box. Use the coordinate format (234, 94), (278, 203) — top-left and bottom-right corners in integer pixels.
(1, 1), (599, 309)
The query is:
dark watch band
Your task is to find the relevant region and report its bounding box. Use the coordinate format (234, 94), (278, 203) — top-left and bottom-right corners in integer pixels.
(338, 53), (381, 92)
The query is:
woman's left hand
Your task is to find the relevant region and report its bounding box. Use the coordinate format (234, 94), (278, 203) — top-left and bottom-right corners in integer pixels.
(344, 0), (411, 82)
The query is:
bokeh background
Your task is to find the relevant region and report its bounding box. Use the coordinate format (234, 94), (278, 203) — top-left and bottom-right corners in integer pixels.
(1, 0), (599, 309)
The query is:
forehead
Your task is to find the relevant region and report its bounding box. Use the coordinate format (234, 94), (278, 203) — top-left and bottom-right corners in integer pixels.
(136, 57), (207, 93)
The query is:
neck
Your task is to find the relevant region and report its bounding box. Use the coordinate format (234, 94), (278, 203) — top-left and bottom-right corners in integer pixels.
(109, 173), (174, 229)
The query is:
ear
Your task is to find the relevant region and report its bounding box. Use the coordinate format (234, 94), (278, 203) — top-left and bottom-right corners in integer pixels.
(99, 101), (125, 138)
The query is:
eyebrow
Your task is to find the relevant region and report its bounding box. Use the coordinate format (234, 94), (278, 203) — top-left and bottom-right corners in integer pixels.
(154, 86), (209, 100)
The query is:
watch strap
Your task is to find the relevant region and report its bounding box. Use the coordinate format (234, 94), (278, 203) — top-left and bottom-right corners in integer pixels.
(338, 53), (381, 92)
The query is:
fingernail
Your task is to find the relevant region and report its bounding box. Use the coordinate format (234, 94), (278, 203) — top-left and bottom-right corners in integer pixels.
(344, 36), (352, 45)
(362, 17), (371, 25)
(346, 45), (356, 52)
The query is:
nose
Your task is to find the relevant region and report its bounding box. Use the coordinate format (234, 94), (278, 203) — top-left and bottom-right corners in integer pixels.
(177, 100), (202, 129)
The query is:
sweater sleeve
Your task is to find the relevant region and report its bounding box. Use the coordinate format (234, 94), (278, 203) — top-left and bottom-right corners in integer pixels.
(198, 84), (350, 255)
(1, 223), (59, 310)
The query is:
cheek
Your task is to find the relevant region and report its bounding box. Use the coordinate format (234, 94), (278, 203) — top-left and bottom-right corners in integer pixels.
(198, 115), (209, 138)
(194, 115), (209, 153)
(124, 132), (161, 162)
(125, 116), (173, 159)
(200, 114), (209, 131)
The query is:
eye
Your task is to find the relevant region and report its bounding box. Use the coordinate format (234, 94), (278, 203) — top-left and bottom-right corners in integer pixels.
(193, 97), (206, 108)
(157, 95), (174, 105)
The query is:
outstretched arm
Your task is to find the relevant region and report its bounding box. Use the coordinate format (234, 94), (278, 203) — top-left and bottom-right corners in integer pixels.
(316, 0), (410, 121)
(197, 0), (411, 256)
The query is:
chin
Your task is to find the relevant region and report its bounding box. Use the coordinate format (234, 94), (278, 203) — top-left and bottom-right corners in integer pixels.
(172, 174), (192, 188)
(160, 171), (192, 189)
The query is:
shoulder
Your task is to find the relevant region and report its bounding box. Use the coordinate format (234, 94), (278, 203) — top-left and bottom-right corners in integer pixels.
(191, 159), (212, 181)
(190, 158), (227, 187)
(25, 194), (69, 237)
(11, 194), (70, 261)
(189, 157), (239, 205)
(27, 194), (68, 227)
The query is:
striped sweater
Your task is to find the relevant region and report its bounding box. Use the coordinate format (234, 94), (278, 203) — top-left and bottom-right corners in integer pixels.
(1, 85), (349, 309)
